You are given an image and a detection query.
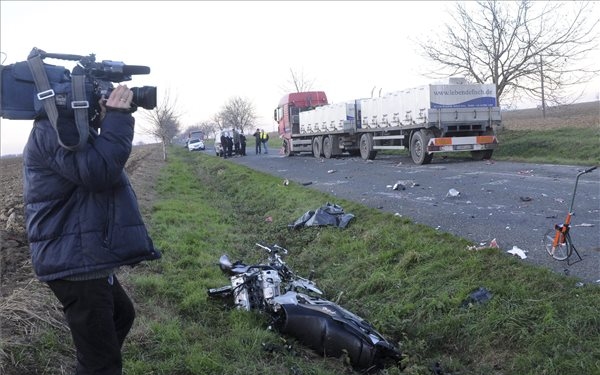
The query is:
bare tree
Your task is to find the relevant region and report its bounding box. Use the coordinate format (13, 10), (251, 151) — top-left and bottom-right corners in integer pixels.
(417, 0), (599, 107)
(219, 96), (256, 134)
(139, 89), (181, 161)
(212, 112), (226, 131)
(282, 68), (315, 93)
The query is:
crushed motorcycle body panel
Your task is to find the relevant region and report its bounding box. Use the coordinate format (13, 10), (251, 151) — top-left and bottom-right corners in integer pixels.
(272, 291), (399, 369)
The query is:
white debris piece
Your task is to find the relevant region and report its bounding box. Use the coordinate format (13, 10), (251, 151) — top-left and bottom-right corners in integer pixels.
(446, 188), (460, 198)
(507, 246), (527, 259)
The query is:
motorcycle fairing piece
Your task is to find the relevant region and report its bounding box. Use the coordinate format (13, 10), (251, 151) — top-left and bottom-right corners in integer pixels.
(271, 291), (400, 370)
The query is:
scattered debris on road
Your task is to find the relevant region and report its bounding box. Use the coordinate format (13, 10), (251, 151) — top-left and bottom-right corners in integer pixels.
(467, 238), (499, 251)
(507, 245), (527, 259)
(387, 180), (419, 191)
(446, 188), (460, 198)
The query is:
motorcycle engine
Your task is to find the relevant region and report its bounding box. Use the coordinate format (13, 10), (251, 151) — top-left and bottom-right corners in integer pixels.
(259, 269), (282, 300)
(231, 274), (251, 310)
(231, 269), (282, 311)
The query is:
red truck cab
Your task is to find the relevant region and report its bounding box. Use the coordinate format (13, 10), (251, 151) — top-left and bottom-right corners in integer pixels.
(274, 91), (328, 138)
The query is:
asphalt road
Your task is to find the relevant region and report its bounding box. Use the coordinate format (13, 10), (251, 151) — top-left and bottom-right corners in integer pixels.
(207, 147), (600, 284)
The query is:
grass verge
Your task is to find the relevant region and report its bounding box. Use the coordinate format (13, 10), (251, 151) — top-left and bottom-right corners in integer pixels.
(494, 127), (600, 165)
(123, 147), (600, 375)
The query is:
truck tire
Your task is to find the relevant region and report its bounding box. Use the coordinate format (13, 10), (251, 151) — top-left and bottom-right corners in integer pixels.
(410, 130), (433, 165)
(323, 136), (333, 159)
(470, 129), (495, 160)
(283, 140), (293, 157)
(359, 133), (377, 160)
(471, 150), (493, 160)
(312, 137), (323, 158)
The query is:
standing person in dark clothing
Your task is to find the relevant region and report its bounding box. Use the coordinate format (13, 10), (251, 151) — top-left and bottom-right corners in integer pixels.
(220, 132), (228, 159)
(233, 129), (240, 156)
(240, 131), (247, 156)
(226, 132), (234, 157)
(253, 128), (262, 154)
(22, 84), (161, 375)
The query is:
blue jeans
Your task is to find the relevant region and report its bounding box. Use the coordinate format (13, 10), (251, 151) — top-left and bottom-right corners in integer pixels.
(262, 141), (268, 154)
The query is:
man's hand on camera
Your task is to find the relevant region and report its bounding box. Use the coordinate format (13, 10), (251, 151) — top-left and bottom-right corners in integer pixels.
(105, 85), (133, 112)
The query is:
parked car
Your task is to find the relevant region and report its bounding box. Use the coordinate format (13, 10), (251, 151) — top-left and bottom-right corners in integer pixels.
(188, 138), (205, 151)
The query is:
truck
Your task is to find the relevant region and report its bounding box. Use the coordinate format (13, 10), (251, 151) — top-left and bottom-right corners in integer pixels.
(185, 130), (205, 148)
(188, 130), (205, 142)
(274, 78), (501, 164)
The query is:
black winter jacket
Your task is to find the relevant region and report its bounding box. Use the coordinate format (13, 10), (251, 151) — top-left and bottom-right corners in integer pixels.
(23, 112), (161, 281)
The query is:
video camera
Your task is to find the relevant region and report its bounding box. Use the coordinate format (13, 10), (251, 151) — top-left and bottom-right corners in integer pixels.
(0, 47), (157, 121)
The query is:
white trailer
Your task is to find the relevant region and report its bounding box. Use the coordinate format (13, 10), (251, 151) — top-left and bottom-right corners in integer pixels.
(275, 81), (501, 164)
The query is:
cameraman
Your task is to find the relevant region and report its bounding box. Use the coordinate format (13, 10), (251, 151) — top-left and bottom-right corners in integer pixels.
(22, 84), (161, 375)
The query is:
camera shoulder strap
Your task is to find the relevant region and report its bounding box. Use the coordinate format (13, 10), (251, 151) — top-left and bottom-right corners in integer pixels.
(27, 53), (59, 131)
(27, 53), (88, 151)
(70, 71), (90, 150)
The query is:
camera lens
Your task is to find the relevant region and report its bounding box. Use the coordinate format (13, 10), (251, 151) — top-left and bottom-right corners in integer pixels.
(131, 86), (157, 110)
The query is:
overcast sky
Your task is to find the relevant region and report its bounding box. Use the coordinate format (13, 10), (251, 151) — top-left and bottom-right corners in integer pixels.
(1, 1), (598, 156)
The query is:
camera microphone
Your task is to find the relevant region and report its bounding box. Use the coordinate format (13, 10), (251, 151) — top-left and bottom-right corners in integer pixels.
(121, 65), (150, 75)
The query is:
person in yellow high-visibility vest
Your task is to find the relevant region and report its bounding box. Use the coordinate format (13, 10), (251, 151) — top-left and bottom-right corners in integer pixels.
(260, 129), (269, 154)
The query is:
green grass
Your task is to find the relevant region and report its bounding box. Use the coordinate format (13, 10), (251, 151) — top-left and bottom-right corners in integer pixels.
(494, 127), (600, 165)
(119, 147), (600, 375)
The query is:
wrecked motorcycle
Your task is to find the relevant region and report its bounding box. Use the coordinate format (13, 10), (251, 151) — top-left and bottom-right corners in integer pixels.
(207, 243), (401, 371)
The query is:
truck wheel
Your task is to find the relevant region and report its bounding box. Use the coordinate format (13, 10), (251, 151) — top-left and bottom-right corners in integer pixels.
(410, 130), (433, 165)
(312, 136), (323, 158)
(471, 150), (493, 160)
(359, 133), (377, 160)
(323, 136), (333, 159)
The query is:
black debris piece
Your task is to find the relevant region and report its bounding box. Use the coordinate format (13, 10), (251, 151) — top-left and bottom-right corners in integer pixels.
(461, 287), (493, 308)
(289, 202), (355, 229)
